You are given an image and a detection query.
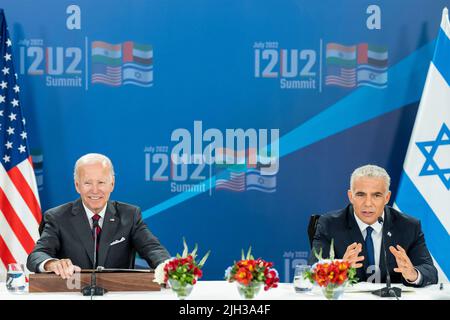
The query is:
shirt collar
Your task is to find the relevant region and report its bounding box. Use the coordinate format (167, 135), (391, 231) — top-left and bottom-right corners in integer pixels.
(82, 202), (107, 221)
(353, 210), (384, 234)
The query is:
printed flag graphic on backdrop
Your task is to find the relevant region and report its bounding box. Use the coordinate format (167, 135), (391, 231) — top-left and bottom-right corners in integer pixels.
(91, 41), (153, 87)
(91, 41), (122, 86)
(394, 7), (450, 282)
(122, 41), (153, 87)
(0, 9), (41, 274)
(326, 43), (388, 88)
(215, 168), (277, 193)
(215, 168), (246, 192)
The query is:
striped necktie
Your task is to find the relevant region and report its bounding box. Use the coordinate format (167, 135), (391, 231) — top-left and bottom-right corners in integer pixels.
(92, 214), (102, 256)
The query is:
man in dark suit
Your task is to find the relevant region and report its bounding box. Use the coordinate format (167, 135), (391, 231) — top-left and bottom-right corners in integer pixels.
(309, 165), (438, 287)
(27, 153), (170, 279)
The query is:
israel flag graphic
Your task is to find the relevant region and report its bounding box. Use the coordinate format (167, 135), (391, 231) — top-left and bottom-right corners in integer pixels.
(394, 8), (450, 282)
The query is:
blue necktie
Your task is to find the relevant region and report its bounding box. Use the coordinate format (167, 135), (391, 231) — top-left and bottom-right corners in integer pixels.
(365, 226), (375, 268)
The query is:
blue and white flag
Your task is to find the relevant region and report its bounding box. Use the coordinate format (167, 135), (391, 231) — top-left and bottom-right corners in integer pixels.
(394, 8), (450, 282)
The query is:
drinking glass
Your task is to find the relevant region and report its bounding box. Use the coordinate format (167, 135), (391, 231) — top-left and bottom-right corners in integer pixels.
(293, 264), (313, 293)
(6, 263), (27, 293)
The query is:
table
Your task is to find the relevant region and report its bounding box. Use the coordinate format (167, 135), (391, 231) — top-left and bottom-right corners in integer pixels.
(1, 281), (450, 300)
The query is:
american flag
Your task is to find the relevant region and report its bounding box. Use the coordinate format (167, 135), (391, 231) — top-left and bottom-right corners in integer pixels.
(215, 169), (246, 192)
(0, 9), (41, 275)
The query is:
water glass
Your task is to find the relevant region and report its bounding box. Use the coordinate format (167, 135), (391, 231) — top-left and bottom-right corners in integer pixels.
(293, 264), (313, 293)
(6, 263), (27, 293)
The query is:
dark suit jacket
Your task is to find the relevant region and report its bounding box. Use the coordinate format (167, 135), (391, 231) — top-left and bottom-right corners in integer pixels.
(309, 205), (438, 287)
(27, 199), (170, 272)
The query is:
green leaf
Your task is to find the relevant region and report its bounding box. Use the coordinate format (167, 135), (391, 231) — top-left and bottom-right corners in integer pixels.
(182, 237), (188, 258)
(329, 238), (335, 260)
(191, 243), (198, 259)
(246, 246), (252, 260)
(313, 247), (323, 261)
(347, 267), (358, 285)
(241, 249), (245, 260)
(198, 250), (211, 268)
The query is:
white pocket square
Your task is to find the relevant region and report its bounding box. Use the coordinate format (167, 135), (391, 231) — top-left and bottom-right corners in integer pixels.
(110, 237), (125, 246)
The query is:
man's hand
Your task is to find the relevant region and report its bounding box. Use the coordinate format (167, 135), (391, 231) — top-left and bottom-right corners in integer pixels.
(342, 242), (364, 268)
(389, 245), (418, 282)
(44, 259), (81, 279)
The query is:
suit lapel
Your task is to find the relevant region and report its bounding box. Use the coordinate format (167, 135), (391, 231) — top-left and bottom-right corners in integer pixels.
(345, 206), (366, 245)
(97, 201), (119, 267)
(69, 199), (94, 267)
(345, 206), (368, 281)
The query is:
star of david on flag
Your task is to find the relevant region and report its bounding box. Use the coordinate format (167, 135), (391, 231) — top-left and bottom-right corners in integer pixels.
(416, 123), (450, 189)
(394, 8), (450, 282)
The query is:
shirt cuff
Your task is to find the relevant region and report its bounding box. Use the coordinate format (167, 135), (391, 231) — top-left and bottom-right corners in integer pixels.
(38, 258), (58, 273)
(405, 268), (422, 285)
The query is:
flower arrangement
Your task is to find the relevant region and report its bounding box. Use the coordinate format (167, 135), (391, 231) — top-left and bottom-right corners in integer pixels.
(225, 247), (279, 299)
(305, 239), (357, 299)
(306, 259), (356, 287)
(154, 238), (210, 299)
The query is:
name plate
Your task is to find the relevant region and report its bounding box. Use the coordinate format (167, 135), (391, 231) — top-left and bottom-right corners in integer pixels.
(29, 271), (160, 292)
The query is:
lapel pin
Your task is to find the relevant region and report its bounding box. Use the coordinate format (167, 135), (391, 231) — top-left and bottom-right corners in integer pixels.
(110, 218), (115, 222)
(387, 231), (392, 237)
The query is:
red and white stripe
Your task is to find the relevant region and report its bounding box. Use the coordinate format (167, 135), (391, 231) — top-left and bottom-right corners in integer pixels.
(0, 157), (41, 270)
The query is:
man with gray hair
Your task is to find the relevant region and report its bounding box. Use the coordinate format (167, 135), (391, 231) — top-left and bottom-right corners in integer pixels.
(309, 164), (437, 287)
(27, 153), (170, 279)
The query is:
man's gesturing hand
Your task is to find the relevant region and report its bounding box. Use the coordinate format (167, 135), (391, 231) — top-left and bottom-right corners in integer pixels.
(343, 242), (365, 268)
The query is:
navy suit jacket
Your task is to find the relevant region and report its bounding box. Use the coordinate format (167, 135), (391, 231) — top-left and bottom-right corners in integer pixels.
(27, 199), (170, 272)
(309, 205), (438, 287)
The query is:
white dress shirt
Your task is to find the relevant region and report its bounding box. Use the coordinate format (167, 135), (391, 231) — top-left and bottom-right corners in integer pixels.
(82, 203), (107, 229)
(353, 211), (421, 285)
(353, 212), (383, 268)
(38, 204), (107, 272)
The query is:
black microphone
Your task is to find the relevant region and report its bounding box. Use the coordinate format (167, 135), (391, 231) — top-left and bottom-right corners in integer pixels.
(372, 216), (401, 298)
(81, 218), (107, 297)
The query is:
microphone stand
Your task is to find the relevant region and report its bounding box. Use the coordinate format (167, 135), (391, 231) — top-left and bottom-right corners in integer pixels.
(372, 216), (401, 299)
(82, 219), (107, 298)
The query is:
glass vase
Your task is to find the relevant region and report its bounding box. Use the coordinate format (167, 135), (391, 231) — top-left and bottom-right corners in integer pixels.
(236, 281), (263, 299)
(169, 279), (194, 300)
(321, 283), (346, 300)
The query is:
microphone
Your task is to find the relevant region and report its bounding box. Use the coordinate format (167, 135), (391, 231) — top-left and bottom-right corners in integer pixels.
(81, 218), (107, 297)
(372, 216), (401, 298)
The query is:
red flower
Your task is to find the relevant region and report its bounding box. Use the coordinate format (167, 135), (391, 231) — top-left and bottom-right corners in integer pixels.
(263, 269), (279, 290)
(228, 257), (279, 291)
(310, 260), (351, 287)
(234, 267), (253, 285)
(164, 255), (205, 285)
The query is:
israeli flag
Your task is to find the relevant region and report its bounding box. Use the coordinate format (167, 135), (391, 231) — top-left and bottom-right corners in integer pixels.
(394, 8), (450, 282)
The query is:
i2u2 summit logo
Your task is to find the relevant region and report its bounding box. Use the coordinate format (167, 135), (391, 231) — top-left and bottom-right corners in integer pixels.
(16, 6), (154, 89)
(144, 121), (280, 194)
(17, 38), (154, 88)
(253, 40), (388, 91)
(325, 43), (388, 89)
(91, 41), (153, 87)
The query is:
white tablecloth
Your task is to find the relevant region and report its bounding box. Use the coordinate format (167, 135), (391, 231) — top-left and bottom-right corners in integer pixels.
(1, 281), (450, 300)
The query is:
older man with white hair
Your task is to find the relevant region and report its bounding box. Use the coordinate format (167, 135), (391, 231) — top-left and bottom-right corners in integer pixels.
(309, 164), (437, 287)
(27, 153), (170, 279)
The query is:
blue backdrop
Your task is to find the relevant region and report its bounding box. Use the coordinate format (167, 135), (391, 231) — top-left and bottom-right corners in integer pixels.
(2, 0), (448, 281)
